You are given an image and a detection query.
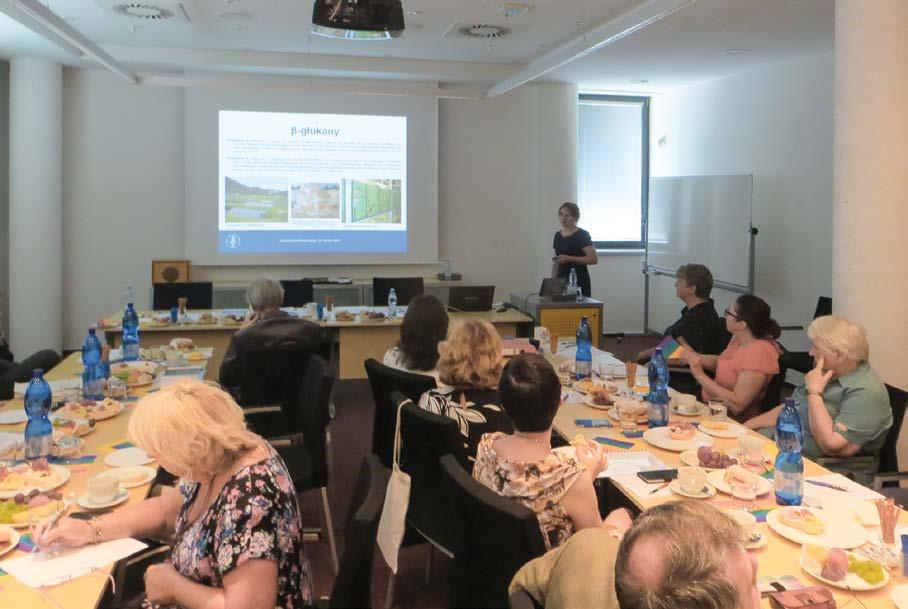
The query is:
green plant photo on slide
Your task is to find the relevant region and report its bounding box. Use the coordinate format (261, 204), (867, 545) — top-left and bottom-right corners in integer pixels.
(351, 179), (401, 224)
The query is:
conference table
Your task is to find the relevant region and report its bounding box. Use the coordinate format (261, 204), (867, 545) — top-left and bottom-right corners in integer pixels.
(100, 306), (535, 380)
(0, 353), (207, 609)
(552, 370), (908, 608)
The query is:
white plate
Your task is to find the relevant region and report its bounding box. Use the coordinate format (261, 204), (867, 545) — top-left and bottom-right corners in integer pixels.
(572, 379), (616, 395)
(669, 404), (703, 417)
(799, 546), (889, 591)
(0, 409), (27, 424)
(582, 393), (614, 410)
(0, 498), (69, 529)
(706, 469), (774, 497)
(766, 507), (869, 549)
(669, 480), (716, 499)
(642, 427), (714, 452)
(606, 407), (649, 425)
(0, 525), (21, 557)
(892, 584), (908, 609)
(698, 421), (748, 439)
(0, 464), (72, 499)
(104, 447), (153, 467)
(679, 449), (738, 471)
(77, 488), (129, 510)
(106, 466), (156, 488)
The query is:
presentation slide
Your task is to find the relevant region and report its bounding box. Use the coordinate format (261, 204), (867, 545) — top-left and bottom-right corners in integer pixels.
(218, 111), (407, 254)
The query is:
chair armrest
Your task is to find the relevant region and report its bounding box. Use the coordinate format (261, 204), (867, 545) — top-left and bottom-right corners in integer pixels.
(112, 542), (171, 605)
(243, 405), (282, 415)
(267, 437), (294, 448)
(873, 471), (908, 490)
(815, 455), (875, 467)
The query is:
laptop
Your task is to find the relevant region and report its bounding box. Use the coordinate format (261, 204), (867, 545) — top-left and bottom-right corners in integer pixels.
(448, 286), (496, 312)
(539, 277), (567, 299)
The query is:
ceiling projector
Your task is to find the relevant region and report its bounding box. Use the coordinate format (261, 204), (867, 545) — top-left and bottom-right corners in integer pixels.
(311, 0), (406, 40)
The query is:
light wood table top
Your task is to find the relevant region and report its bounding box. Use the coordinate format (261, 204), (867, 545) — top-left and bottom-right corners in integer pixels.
(553, 395), (908, 608)
(0, 352), (208, 609)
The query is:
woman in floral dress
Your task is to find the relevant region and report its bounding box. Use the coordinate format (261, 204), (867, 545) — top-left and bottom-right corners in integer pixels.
(34, 380), (312, 609)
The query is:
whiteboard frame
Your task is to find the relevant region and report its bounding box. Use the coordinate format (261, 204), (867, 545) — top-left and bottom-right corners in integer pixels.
(642, 174), (756, 334)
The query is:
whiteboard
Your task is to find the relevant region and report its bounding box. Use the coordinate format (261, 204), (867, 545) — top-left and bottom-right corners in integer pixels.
(646, 175), (753, 288)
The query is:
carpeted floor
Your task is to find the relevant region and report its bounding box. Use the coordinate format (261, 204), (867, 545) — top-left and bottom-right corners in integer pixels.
(299, 335), (660, 608)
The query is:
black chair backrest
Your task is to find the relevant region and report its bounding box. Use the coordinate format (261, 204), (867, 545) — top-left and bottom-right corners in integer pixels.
(152, 282), (213, 310)
(280, 280), (314, 307)
(760, 353), (788, 413)
(330, 454), (386, 609)
(363, 358), (437, 469)
(398, 397), (467, 554)
(372, 277), (424, 307)
(879, 384), (908, 474)
(509, 589), (544, 609)
(440, 454), (547, 609)
(813, 297), (832, 319)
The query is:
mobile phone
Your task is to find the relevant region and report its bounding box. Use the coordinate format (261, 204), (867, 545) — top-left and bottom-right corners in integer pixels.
(636, 469), (678, 483)
(575, 419), (612, 428)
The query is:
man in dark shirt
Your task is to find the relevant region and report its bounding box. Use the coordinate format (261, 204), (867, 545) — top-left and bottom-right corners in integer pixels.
(638, 264), (729, 393)
(0, 330), (61, 400)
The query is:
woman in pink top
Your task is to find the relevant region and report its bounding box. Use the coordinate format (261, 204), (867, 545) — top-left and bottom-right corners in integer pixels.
(681, 295), (781, 422)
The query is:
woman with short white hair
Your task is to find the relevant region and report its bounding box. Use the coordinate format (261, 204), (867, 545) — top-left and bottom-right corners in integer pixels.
(746, 315), (892, 485)
(34, 380), (312, 609)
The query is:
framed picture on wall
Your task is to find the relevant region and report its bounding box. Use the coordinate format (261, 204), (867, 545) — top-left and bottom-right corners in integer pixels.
(152, 260), (191, 284)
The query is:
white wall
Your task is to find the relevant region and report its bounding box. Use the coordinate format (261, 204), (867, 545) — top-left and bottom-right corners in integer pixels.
(650, 52), (834, 330)
(62, 69), (184, 348)
(57, 70), (577, 349)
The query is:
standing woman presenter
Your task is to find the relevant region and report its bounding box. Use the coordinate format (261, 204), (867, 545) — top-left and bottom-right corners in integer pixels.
(552, 202), (598, 297)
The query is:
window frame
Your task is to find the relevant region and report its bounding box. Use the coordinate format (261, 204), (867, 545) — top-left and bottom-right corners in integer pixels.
(577, 93), (650, 251)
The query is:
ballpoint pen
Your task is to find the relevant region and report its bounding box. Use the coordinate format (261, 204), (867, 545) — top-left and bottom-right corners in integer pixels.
(649, 480), (671, 495)
(805, 479), (848, 492)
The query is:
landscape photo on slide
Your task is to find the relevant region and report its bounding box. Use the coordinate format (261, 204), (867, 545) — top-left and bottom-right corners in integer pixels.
(291, 182), (341, 220)
(225, 176), (289, 223)
(350, 179), (402, 224)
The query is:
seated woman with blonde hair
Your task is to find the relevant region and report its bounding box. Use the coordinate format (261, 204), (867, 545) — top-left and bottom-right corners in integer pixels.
(34, 380), (311, 609)
(418, 319), (514, 458)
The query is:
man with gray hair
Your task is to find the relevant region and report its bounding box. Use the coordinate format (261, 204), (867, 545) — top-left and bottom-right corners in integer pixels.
(616, 501), (760, 609)
(218, 276), (324, 396)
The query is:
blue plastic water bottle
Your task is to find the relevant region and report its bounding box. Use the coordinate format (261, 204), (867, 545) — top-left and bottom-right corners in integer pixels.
(24, 369), (53, 460)
(647, 348), (671, 427)
(81, 327), (104, 399)
(774, 397), (804, 505)
(574, 316), (592, 380)
(388, 288), (398, 319)
(122, 302), (140, 361)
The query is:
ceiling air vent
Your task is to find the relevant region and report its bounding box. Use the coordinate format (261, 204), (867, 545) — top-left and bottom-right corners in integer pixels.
(112, 3), (174, 20)
(457, 24), (511, 39)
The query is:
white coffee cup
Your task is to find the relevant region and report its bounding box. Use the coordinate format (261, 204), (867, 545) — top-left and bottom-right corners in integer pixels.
(164, 348), (183, 365)
(304, 302), (318, 318)
(725, 509), (757, 542)
(678, 466), (707, 494)
(87, 474), (120, 504)
(674, 393), (698, 413)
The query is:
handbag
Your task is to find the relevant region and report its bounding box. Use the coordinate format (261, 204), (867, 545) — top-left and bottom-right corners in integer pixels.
(376, 400), (411, 574)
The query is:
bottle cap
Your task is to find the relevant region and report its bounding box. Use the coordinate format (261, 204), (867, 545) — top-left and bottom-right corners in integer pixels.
(32, 368), (42, 376)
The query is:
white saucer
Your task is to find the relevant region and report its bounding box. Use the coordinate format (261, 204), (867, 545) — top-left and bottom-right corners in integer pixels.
(77, 487), (129, 510)
(742, 531), (768, 550)
(669, 480), (716, 499)
(0, 525), (21, 557)
(104, 447), (153, 467)
(106, 466), (156, 488)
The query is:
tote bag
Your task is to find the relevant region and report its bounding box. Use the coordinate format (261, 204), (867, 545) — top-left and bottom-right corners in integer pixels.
(376, 401), (410, 573)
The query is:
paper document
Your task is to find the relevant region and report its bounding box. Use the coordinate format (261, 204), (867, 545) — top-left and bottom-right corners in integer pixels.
(599, 450), (669, 479)
(612, 473), (672, 499)
(0, 538), (148, 588)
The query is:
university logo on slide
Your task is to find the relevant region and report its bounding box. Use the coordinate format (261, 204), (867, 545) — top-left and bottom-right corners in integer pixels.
(225, 233), (241, 249)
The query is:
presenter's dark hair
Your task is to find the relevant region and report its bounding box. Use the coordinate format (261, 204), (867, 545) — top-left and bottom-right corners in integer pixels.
(733, 294), (781, 340)
(558, 202), (580, 220)
(676, 264), (714, 299)
(397, 294), (449, 371)
(499, 353), (561, 432)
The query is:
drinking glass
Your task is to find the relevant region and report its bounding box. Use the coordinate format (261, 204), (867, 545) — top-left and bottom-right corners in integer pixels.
(549, 334), (559, 354)
(625, 361), (638, 389)
(107, 378), (128, 401)
(739, 436), (766, 468)
(708, 400), (728, 422)
(325, 295), (335, 312)
(616, 399), (641, 433)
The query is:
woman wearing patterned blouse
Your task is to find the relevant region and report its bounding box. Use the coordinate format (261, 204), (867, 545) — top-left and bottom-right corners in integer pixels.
(34, 380), (311, 609)
(473, 353), (631, 549)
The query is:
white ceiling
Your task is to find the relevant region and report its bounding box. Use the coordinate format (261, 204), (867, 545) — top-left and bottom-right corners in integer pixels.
(0, 0), (834, 92)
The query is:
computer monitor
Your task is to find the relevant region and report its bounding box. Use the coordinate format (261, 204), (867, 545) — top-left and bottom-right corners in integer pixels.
(448, 286), (495, 312)
(539, 278), (566, 299)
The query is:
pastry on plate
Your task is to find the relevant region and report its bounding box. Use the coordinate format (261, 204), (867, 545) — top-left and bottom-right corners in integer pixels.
(669, 422), (696, 440)
(779, 508), (825, 536)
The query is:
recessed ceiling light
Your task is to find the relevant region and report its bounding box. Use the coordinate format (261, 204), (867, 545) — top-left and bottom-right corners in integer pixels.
(630, 79), (649, 84)
(724, 48), (751, 55)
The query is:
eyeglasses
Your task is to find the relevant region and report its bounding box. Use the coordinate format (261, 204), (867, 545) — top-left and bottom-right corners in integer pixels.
(723, 308), (739, 320)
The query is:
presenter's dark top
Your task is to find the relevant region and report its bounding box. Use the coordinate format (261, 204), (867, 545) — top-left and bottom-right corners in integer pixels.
(553, 229), (593, 297)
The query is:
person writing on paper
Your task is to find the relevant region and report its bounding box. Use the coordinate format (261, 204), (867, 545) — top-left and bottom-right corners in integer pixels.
(745, 315), (891, 485)
(552, 202), (598, 297)
(473, 353), (631, 550)
(680, 295), (781, 423)
(34, 380), (312, 609)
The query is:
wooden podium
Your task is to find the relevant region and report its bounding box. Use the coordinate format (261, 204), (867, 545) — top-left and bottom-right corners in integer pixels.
(510, 294), (604, 348)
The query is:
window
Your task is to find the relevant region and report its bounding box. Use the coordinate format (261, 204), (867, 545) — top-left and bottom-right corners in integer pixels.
(577, 94), (649, 250)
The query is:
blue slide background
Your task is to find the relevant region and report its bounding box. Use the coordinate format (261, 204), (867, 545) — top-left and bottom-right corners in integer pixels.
(219, 230), (407, 254)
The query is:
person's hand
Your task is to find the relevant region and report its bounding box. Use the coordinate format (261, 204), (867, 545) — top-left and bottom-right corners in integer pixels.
(603, 508), (633, 534)
(805, 356), (834, 395)
(34, 517), (94, 550)
(576, 441), (608, 477)
(145, 563), (179, 605)
(240, 311), (260, 329)
(553, 254), (571, 264)
(681, 349), (703, 370)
